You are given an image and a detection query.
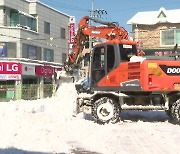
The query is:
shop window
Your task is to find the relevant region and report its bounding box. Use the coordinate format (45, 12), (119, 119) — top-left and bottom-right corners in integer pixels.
(44, 48), (54, 62)
(0, 81), (15, 101)
(44, 21), (50, 34)
(44, 77), (53, 98)
(22, 77), (38, 100)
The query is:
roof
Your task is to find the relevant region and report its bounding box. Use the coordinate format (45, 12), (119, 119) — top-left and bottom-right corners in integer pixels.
(26, 0), (71, 18)
(127, 7), (180, 25)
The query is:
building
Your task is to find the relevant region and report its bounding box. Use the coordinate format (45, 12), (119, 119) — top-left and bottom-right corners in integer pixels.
(0, 0), (72, 101)
(127, 7), (180, 55)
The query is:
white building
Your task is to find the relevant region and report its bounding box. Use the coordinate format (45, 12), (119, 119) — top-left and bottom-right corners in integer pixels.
(0, 0), (72, 101)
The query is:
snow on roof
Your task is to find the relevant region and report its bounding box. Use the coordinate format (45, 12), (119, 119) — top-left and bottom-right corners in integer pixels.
(127, 7), (180, 25)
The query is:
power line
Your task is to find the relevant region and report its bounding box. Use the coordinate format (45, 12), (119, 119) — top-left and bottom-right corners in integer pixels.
(40, 0), (90, 12)
(0, 33), (65, 49)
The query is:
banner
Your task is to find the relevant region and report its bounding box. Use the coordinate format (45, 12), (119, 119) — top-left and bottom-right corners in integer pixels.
(35, 65), (54, 77)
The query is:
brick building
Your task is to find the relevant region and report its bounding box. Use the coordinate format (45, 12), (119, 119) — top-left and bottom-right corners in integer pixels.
(127, 7), (180, 55)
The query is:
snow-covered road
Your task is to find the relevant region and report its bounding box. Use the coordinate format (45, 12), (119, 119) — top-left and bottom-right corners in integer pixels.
(0, 83), (179, 154)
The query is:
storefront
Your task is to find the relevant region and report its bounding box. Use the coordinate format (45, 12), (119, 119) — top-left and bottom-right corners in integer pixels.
(0, 62), (21, 101)
(0, 61), (58, 101)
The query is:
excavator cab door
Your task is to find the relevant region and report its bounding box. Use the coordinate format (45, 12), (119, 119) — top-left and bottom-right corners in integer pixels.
(91, 44), (117, 88)
(91, 46), (106, 83)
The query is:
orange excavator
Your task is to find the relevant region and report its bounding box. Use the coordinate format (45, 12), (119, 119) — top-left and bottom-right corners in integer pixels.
(64, 16), (134, 73)
(61, 16), (180, 124)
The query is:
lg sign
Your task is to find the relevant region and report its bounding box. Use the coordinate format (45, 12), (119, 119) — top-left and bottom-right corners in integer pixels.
(0, 62), (21, 74)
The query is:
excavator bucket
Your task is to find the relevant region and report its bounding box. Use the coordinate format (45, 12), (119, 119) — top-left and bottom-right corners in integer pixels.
(53, 70), (75, 92)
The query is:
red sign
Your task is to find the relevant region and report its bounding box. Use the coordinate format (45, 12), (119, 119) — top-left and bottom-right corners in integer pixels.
(35, 66), (54, 77)
(0, 62), (21, 74)
(69, 23), (75, 44)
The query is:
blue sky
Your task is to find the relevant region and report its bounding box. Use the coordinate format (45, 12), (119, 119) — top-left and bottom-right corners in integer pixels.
(40, 0), (180, 33)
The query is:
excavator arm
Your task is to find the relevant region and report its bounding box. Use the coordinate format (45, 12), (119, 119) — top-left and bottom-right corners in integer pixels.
(64, 16), (130, 73)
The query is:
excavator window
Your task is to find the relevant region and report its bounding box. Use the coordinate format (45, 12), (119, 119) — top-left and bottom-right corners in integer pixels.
(92, 46), (105, 82)
(84, 53), (90, 67)
(119, 44), (137, 61)
(93, 47), (105, 69)
(107, 45), (115, 72)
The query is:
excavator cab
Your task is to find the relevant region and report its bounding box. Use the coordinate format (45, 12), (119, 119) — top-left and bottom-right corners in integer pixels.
(90, 43), (137, 90)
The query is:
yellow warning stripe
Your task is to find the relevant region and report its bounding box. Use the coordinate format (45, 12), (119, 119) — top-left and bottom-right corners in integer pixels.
(149, 68), (164, 77)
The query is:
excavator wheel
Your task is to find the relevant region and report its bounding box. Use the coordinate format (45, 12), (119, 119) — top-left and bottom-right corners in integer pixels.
(92, 97), (120, 124)
(171, 99), (180, 124)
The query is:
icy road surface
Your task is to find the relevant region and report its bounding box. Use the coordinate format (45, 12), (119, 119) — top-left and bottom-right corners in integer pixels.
(0, 83), (179, 154)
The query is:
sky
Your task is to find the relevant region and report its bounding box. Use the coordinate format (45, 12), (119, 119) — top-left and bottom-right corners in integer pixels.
(40, 0), (180, 33)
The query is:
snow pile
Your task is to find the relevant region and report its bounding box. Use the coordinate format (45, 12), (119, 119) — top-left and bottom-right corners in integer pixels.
(0, 83), (180, 154)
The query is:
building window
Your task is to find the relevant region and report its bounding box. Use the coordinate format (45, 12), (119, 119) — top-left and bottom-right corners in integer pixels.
(0, 42), (16, 58)
(28, 18), (37, 31)
(176, 30), (180, 44)
(10, 10), (19, 27)
(161, 30), (174, 45)
(161, 29), (180, 46)
(44, 48), (54, 62)
(44, 21), (50, 34)
(22, 44), (41, 60)
(61, 27), (66, 39)
(10, 9), (37, 31)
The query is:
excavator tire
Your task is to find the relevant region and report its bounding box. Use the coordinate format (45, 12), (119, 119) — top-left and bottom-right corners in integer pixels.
(92, 97), (120, 124)
(171, 99), (180, 124)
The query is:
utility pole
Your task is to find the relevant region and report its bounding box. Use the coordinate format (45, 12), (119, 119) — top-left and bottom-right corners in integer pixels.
(87, 0), (94, 82)
(89, 0), (94, 51)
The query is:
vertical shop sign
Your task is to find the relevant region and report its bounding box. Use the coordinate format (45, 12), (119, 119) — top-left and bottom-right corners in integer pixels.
(69, 16), (75, 44)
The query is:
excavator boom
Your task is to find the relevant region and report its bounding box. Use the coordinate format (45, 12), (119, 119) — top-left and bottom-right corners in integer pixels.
(64, 16), (132, 73)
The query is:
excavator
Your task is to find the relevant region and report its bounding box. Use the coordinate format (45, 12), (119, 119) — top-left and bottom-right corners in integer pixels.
(56, 16), (180, 124)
